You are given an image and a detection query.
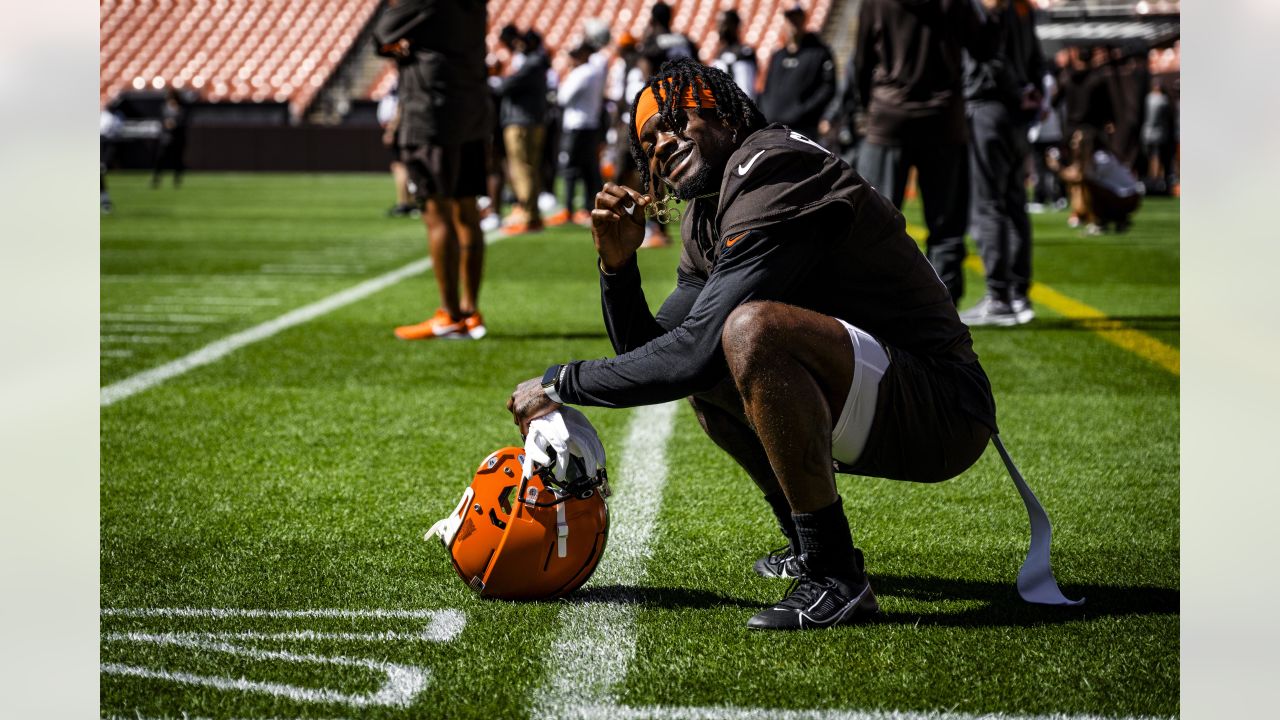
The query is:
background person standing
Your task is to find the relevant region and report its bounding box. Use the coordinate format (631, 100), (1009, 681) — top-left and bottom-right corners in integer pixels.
(758, 3), (836, 143)
(550, 42), (607, 227)
(495, 25), (550, 235)
(151, 88), (189, 189)
(959, 0), (1044, 327)
(376, 0), (493, 341)
(710, 9), (758, 102)
(855, 0), (1005, 304)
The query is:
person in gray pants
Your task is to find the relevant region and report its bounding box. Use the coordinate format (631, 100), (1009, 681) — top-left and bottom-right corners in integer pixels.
(959, 0), (1045, 327)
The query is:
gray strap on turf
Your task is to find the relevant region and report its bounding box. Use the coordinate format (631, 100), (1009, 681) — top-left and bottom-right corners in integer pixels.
(992, 434), (1085, 606)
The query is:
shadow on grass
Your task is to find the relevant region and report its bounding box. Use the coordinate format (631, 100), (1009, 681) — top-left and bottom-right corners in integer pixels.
(867, 573), (1178, 628)
(1021, 315), (1180, 333)
(577, 576), (1177, 628)
(574, 585), (758, 609)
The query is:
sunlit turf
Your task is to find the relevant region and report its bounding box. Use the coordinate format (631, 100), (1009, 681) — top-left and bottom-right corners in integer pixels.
(101, 173), (1178, 718)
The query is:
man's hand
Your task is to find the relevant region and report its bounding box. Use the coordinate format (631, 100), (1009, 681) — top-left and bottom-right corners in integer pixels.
(592, 183), (649, 273)
(980, 0), (1008, 11)
(507, 377), (561, 437)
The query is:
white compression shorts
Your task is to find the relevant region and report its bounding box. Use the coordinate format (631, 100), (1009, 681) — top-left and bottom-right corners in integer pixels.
(830, 319), (891, 465)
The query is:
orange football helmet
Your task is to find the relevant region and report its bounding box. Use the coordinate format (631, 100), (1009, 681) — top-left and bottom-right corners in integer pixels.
(425, 446), (610, 600)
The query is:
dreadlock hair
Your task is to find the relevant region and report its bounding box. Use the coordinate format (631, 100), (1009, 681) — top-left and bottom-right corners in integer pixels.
(628, 57), (768, 197)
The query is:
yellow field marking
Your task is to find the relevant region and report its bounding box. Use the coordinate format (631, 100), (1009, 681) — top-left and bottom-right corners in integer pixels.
(905, 223), (1179, 376)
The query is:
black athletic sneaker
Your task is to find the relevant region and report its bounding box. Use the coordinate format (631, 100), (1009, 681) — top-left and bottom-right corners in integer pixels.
(753, 545), (802, 579)
(747, 569), (879, 631)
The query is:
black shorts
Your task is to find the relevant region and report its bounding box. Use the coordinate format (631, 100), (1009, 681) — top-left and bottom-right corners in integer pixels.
(840, 346), (994, 484)
(402, 139), (488, 200)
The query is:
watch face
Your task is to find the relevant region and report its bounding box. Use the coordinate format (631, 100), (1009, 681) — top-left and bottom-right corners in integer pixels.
(542, 365), (561, 387)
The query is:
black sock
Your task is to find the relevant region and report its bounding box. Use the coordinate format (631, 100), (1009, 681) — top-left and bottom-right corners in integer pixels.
(792, 497), (863, 580)
(763, 491), (800, 554)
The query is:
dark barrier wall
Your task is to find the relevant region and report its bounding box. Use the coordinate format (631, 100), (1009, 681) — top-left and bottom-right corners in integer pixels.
(186, 124), (387, 172)
(109, 124), (387, 172)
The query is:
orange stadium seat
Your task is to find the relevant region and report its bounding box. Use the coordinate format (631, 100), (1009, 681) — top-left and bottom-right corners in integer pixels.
(103, 0), (833, 113)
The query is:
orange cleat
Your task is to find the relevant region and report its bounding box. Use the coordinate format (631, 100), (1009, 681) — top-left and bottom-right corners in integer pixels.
(464, 311), (487, 339)
(641, 232), (671, 249)
(502, 217), (544, 236)
(572, 209), (592, 226)
(394, 308), (467, 340)
(545, 209), (571, 226)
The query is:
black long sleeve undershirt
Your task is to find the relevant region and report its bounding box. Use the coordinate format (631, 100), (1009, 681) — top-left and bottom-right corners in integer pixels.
(556, 222), (822, 409)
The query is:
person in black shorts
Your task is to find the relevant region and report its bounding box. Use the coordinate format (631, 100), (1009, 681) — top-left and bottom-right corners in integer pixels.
(376, 0), (493, 340)
(508, 59), (998, 630)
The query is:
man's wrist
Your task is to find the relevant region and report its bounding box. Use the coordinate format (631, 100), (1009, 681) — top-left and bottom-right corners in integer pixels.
(541, 364), (568, 404)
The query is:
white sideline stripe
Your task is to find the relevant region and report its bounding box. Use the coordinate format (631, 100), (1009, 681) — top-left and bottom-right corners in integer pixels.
(101, 350), (134, 359)
(102, 230), (503, 406)
(534, 402), (678, 714)
(566, 705), (1170, 720)
(100, 635), (427, 708)
(102, 607), (455, 620)
(100, 270), (382, 402)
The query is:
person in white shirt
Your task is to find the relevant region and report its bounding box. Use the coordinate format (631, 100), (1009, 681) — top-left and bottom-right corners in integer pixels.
(553, 42), (607, 226)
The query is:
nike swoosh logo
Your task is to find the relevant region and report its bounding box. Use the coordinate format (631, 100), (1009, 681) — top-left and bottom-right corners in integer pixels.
(736, 150), (766, 176)
(724, 231), (749, 248)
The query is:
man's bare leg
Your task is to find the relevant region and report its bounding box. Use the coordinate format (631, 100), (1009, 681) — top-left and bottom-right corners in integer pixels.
(453, 197), (484, 317)
(722, 301), (879, 629)
(392, 162), (410, 207)
(721, 301), (852, 513)
(424, 196), (461, 318)
(689, 382), (801, 569)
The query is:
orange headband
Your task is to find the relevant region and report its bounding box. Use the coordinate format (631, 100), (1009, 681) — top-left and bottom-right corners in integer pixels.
(634, 80), (718, 138)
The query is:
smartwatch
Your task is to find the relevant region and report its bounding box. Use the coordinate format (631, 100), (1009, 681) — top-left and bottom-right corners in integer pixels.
(541, 364), (566, 404)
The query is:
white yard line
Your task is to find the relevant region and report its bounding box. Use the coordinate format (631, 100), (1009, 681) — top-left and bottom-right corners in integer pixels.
(101, 634), (427, 708)
(259, 264), (368, 275)
(531, 404), (1170, 720)
(101, 607), (458, 620)
(564, 705), (1171, 720)
(154, 296), (283, 305)
(534, 402), (678, 715)
(100, 323), (206, 334)
(101, 231), (501, 407)
(102, 313), (227, 323)
(100, 335), (173, 345)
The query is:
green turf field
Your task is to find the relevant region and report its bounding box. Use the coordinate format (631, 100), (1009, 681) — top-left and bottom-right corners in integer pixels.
(100, 172), (1178, 719)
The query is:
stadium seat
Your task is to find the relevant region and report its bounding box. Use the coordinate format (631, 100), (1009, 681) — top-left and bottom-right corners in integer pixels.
(102, 0), (836, 113)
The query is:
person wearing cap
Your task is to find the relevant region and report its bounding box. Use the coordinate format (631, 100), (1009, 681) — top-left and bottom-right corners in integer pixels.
(757, 3), (836, 144)
(509, 59), (997, 631)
